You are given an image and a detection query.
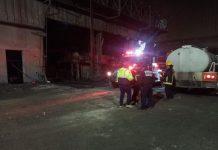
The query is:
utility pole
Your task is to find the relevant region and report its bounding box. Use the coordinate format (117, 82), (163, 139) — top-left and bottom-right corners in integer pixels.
(90, 0), (95, 77)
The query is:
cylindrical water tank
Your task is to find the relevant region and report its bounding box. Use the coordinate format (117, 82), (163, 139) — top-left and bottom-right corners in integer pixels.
(167, 45), (218, 72)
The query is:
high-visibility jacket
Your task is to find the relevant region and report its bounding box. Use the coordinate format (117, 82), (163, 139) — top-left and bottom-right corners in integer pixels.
(163, 68), (174, 86)
(116, 67), (134, 85)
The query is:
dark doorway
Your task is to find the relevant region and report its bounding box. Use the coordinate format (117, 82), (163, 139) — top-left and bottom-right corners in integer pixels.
(6, 50), (23, 84)
(46, 19), (90, 82)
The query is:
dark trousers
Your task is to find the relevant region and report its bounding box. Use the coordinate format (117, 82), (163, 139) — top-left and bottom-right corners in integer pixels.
(140, 85), (153, 109)
(119, 85), (132, 106)
(132, 85), (140, 104)
(165, 85), (174, 99)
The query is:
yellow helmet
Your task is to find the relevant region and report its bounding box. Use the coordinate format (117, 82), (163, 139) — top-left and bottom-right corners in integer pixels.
(166, 61), (173, 66)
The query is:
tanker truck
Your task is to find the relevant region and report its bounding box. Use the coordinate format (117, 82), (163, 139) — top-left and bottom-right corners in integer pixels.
(166, 45), (218, 89)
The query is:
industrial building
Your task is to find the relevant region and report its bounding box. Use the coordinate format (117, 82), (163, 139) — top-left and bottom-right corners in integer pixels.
(3, 1), (218, 84)
(0, 0), (166, 83)
(0, 0), (45, 83)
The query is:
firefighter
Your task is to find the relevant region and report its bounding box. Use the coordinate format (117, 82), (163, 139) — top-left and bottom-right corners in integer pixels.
(116, 65), (134, 107)
(137, 65), (156, 110)
(163, 61), (175, 99)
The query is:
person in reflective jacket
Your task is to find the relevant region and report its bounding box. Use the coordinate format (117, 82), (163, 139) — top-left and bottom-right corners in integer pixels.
(116, 66), (134, 107)
(163, 61), (175, 99)
(137, 65), (156, 109)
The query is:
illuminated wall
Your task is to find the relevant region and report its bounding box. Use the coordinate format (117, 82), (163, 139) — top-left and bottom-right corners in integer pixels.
(0, 24), (43, 83)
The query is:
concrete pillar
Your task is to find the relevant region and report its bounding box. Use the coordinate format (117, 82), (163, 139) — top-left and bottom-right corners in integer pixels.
(95, 32), (104, 76)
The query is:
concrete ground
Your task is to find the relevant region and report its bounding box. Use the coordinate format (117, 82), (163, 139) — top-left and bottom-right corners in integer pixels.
(0, 83), (218, 150)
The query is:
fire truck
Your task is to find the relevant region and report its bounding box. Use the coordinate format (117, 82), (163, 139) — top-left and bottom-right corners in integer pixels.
(106, 41), (162, 88)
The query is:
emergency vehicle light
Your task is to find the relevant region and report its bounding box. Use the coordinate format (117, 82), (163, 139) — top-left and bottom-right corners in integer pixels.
(152, 63), (159, 68)
(125, 50), (143, 57)
(107, 71), (112, 77)
(129, 66), (133, 70)
(126, 51), (134, 55)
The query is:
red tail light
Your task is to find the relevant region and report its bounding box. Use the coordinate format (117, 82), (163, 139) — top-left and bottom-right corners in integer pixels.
(203, 73), (217, 81)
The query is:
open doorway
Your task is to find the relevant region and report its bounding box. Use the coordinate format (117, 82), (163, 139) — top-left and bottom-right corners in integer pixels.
(6, 50), (23, 84)
(46, 19), (90, 82)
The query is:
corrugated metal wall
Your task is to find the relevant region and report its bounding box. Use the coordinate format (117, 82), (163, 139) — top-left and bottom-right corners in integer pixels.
(0, 0), (45, 29)
(48, 6), (138, 39)
(0, 0), (140, 38)
(0, 0), (45, 83)
(0, 0), (141, 83)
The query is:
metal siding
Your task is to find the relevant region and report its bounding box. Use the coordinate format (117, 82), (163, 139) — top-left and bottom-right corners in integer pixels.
(0, 0), (139, 38)
(27, 0), (34, 25)
(0, 0), (7, 21)
(6, 0), (14, 22)
(49, 7), (139, 39)
(14, 0), (21, 23)
(0, 0), (45, 29)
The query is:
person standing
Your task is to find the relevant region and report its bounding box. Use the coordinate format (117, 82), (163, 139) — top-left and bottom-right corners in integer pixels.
(131, 67), (140, 105)
(116, 66), (134, 107)
(137, 65), (156, 110)
(163, 61), (175, 99)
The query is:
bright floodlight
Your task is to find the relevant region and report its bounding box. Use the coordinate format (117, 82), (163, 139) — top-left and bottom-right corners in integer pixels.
(126, 51), (133, 55)
(134, 40), (146, 56)
(135, 49), (143, 56)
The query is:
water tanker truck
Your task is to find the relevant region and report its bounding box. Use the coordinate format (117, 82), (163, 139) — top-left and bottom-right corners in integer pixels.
(166, 45), (218, 89)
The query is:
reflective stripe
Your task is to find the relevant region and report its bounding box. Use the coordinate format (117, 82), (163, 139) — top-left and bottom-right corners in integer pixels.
(144, 71), (153, 74)
(163, 76), (174, 85)
(163, 82), (173, 85)
(144, 70), (153, 77)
